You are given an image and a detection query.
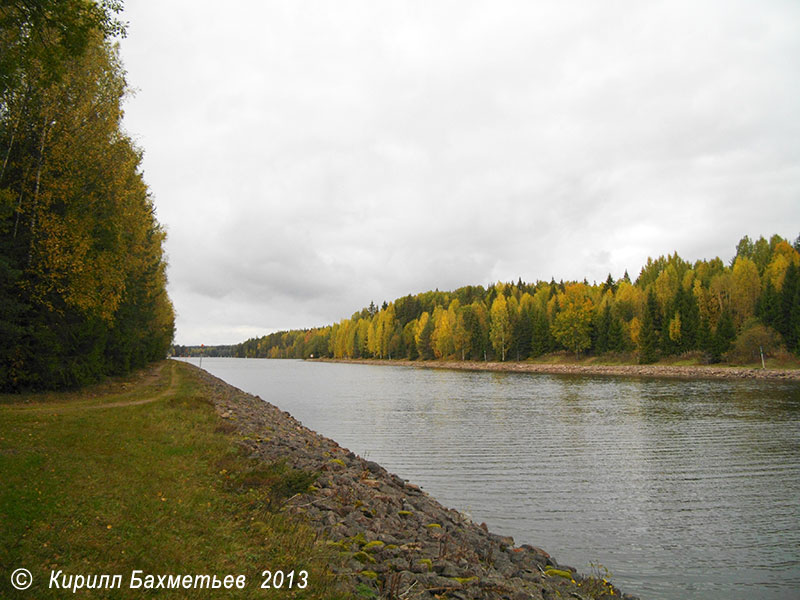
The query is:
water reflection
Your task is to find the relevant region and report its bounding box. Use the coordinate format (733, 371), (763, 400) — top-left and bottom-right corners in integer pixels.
(187, 358), (800, 600)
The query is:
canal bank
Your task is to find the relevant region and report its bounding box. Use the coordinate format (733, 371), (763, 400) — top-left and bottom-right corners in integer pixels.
(322, 357), (800, 381)
(195, 362), (635, 599)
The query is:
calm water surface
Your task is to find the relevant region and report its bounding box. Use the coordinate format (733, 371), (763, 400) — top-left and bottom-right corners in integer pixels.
(188, 358), (800, 600)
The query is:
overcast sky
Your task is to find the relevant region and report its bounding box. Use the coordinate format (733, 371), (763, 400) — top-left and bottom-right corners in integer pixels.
(118, 0), (800, 346)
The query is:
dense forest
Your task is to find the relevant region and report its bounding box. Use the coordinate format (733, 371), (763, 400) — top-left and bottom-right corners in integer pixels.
(173, 344), (235, 358)
(0, 1), (174, 390)
(235, 234), (800, 366)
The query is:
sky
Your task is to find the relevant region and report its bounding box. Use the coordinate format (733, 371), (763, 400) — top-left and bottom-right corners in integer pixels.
(117, 0), (800, 346)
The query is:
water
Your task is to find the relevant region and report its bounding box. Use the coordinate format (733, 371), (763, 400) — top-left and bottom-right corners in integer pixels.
(185, 358), (800, 600)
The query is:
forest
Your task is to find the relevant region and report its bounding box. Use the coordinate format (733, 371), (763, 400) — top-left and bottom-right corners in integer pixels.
(235, 234), (800, 366)
(0, 1), (175, 390)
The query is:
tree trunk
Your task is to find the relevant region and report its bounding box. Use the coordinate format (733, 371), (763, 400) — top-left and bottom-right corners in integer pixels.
(1, 128), (16, 184)
(13, 173), (26, 238)
(28, 115), (49, 265)
(0, 90), (27, 184)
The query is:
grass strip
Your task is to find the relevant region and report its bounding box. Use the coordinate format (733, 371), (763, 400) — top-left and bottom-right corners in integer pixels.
(0, 361), (348, 599)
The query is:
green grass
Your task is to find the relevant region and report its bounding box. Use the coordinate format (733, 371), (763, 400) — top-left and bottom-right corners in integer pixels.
(0, 361), (348, 599)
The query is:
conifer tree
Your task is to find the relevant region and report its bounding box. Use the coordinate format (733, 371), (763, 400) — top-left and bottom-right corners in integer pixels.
(779, 263), (800, 352)
(453, 307), (471, 360)
(639, 290), (661, 364)
(402, 320), (418, 360)
(415, 312), (434, 360)
(607, 311), (625, 352)
(711, 309), (736, 362)
(596, 302), (616, 354)
(530, 308), (551, 357)
(757, 280), (780, 329)
(513, 301), (533, 360)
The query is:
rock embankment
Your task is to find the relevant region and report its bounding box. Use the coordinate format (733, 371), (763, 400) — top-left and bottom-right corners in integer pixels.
(325, 358), (800, 381)
(192, 364), (637, 600)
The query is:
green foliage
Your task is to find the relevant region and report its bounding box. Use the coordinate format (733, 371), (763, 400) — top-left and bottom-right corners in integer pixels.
(0, 0), (126, 96)
(416, 312), (435, 360)
(530, 306), (553, 357)
(729, 320), (782, 364)
(777, 262), (800, 352)
(639, 290), (661, 364)
(709, 310), (736, 363)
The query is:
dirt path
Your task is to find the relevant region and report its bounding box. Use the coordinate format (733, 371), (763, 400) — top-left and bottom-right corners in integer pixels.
(1, 361), (178, 413)
(93, 361), (178, 408)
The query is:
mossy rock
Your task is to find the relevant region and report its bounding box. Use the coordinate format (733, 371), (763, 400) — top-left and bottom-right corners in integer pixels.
(426, 523), (442, 529)
(545, 567), (573, 579)
(362, 540), (385, 552)
(349, 532), (367, 548)
(330, 458), (346, 467)
(353, 551), (376, 564)
(419, 558), (433, 571)
(398, 510), (413, 517)
(452, 576), (479, 585)
(359, 570), (378, 580)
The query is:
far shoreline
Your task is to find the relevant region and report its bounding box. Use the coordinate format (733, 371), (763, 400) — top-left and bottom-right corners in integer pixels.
(317, 357), (800, 382)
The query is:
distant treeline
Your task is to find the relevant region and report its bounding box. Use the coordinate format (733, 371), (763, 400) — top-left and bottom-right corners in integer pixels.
(173, 345), (235, 358)
(236, 234), (800, 365)
(1, 1), (175, 390)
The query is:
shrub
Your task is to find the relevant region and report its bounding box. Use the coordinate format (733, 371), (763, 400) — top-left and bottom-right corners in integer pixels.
(729, 319), (783, 364)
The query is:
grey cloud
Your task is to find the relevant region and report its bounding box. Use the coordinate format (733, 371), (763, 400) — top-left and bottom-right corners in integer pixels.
(120, 0), (800, 344)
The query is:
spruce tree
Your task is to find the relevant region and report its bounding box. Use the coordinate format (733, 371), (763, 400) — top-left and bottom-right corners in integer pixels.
(530, 309), (550, 357)
(757, 280), (780, 329)
(417, 315), (435, 360)
(594, 304), (612, 354)
(608, 312), (625, 352)
(711, 310), (736, 362)
(639, 290), (661, 364)
(779, 263), (799, 352)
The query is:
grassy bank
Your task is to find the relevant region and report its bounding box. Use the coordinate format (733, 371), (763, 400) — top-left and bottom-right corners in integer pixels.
(322, 354), (800, 381)
(0, 361), (347, 599)
(522, 349), (800, 370)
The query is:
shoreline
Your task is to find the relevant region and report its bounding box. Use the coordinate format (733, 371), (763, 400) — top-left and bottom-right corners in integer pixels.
(191, 363), (637, 599)
(319, 357), (800, 381)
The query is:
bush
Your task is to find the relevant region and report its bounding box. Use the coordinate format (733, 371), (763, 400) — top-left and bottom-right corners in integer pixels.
(728, 320), (783, 364)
